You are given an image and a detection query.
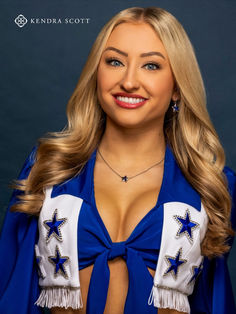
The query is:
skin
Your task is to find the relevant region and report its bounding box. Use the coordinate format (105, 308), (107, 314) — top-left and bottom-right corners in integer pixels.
(51, 22), (185, 314)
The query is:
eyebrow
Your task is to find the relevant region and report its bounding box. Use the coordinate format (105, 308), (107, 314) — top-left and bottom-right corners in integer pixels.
(103, 46), (166, 60)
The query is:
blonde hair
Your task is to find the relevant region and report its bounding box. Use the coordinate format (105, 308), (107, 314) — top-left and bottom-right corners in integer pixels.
(10, 6), (234, 258)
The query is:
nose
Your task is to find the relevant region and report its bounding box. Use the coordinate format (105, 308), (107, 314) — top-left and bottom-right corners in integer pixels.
(120, 63), (140, 91)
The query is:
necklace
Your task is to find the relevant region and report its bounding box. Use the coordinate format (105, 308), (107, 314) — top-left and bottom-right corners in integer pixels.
(97, 148), (165, 183)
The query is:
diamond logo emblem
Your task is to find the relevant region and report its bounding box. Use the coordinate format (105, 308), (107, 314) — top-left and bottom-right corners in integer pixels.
(14, 14), (28, 28)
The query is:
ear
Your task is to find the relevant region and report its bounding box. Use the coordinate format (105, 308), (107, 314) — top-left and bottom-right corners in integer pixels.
(172, 85), (180, 102)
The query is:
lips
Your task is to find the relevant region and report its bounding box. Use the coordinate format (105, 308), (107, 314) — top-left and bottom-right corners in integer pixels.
(112, 95), (147, 109)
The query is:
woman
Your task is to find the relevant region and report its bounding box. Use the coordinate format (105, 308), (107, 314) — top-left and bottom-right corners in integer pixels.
(0, 6), (235, 314)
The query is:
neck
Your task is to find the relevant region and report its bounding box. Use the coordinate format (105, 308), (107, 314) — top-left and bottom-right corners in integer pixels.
(98, 118), (166, 170)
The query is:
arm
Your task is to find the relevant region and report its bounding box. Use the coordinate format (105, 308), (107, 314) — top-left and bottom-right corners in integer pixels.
(0, 145), (41, 314)
(188, 166), (236, 313)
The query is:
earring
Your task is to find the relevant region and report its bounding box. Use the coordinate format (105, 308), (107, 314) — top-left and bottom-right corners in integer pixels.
(171, 100), (179, 113)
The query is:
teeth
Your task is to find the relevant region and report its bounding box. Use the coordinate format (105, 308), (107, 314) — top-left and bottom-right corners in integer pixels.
(116, 96), (145, 104)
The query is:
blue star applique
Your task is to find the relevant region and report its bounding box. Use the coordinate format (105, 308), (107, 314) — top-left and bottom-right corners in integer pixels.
(188, 260), (204, 284)
(174, 209), (199, 244)
(48, 245), (69, 279)
(164, 248), (187, 280)
(43, 209), (67, 243)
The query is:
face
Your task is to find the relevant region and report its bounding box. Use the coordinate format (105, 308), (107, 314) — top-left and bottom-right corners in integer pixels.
(96, 22), (179, 129)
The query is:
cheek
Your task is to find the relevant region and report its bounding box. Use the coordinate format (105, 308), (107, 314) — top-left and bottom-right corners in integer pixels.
(149, 72), (174, 96)
(97, 67), (105, 92)
(96, 67), (113, 112)
(97, 64), (116, 93)
(147, 73), (175, 115)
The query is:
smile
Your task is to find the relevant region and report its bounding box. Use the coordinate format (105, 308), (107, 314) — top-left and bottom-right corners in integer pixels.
(116, 96), (145, 104)
(113, 95), (147, 109)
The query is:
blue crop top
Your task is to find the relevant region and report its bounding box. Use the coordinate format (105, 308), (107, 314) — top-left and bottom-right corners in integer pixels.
(78, 179), (161, 313)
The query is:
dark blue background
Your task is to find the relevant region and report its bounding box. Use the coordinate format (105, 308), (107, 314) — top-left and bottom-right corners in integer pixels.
(1, 0), (235, 299)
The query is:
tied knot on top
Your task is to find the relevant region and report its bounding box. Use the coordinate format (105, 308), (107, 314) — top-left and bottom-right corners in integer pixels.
(108, 242), (127, 260)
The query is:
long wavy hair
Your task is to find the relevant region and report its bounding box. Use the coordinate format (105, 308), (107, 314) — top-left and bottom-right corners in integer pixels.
(10, 6), (234, 258)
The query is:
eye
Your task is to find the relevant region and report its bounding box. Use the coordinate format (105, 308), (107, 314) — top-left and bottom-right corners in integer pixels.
(104, 58), (161, 71)
(105, 57), (123, 67)
(143, 63), (161, 71)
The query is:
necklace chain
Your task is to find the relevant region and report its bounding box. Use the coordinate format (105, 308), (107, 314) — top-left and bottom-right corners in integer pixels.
(97, 148), (165, 183)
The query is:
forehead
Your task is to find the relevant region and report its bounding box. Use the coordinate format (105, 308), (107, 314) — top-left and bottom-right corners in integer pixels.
(104, 22), (166, 55)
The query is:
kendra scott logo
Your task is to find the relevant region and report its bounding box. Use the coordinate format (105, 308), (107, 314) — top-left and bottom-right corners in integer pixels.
(14, 14), (28, 28)
(14, 14), (90, 28)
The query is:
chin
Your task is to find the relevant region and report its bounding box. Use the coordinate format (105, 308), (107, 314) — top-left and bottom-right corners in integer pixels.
(111, 117), (148, 129)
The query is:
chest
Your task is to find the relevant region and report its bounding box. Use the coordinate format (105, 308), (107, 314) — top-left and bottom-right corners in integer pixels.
(93, 157), (164, 243)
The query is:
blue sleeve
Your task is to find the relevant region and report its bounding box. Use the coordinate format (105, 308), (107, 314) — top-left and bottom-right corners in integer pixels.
(0, 145), (42, 314)
(189, 166), (236, 314)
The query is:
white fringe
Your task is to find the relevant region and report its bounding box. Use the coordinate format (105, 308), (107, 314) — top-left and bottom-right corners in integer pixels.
(34, 287), (83, 309)
(148, 285), (190, 314)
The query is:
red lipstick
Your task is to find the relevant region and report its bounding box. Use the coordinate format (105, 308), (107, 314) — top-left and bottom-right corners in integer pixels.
(112, 93), (148, 109)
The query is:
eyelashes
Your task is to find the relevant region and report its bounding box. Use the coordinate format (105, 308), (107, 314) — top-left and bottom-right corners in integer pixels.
(105, 58), (122, 67)
(104, 57), (161, 71)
